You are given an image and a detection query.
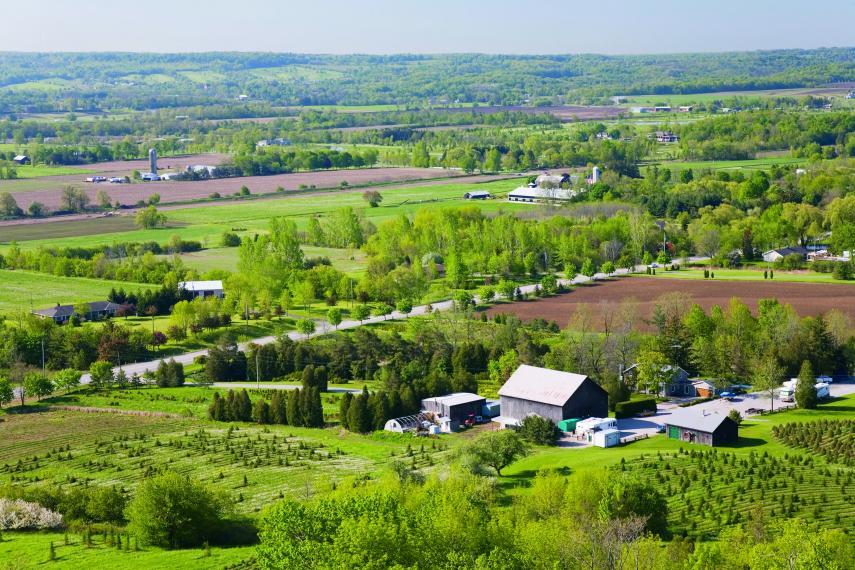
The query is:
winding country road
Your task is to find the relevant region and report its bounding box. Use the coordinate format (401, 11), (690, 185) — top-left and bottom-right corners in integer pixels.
(78, 272), (612, 387)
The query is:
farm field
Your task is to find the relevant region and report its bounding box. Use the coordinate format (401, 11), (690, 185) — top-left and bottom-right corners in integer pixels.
(484, 276), (855, 330)
(621, 86), (855, 105)
(642, 156), (809, 173)
(0, 269), (159, 314)
(0, 407), (458, 514)
(2, 178), (527, 250)
(4, 165), (471, 211)
(0, 164), (90, 178)
(444, 104), (626, 121)
(650, 266), (846, 283)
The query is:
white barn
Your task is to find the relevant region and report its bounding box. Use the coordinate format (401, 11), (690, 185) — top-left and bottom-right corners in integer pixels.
(179, 280), (224, 299)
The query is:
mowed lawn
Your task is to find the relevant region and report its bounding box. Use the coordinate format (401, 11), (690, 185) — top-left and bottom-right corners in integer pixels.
(0, 269), (159, 313)
(648, 266), (851, 284)
(3, 178), (528, 251)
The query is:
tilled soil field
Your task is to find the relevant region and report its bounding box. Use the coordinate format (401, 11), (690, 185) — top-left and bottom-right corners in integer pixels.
(443, 105), (626, 121)
(485, 277), (855, 330)
(8, 167), (465, 211)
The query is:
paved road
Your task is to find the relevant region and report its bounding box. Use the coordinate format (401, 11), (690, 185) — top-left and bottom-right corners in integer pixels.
(78, 271), (620, 387)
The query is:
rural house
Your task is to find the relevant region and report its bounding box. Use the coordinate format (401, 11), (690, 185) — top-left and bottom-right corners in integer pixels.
(12, 155), (30, 165)
(421, 392), (486, 431)
(32, 301), (119, 324)
(654, 131), (679, 143)
(178, 280), (225, 299)
(494, 365), (608, 428)
(762, 246), (808, 263)
(664, 409), (738, 446)
(621, 363), (693, 397)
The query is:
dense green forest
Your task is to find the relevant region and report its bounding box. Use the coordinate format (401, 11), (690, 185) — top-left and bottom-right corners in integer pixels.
(2, 49), (855, 112)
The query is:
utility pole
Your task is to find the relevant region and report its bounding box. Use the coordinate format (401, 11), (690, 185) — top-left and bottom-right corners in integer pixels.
(41, 338), (45, 373)
(256, 349), (260, 390)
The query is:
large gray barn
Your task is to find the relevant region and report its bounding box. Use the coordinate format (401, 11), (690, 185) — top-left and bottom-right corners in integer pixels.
(496, 365), (608, 427)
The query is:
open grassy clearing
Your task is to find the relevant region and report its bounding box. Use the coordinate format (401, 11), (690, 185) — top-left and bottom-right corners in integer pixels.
(642, 156), (809, 174)
(648, 266), (850, 284)
(2, 178), (527, 250)
(0, 269), (159, 314)
(0, 531), (253, 570)
(0, 164), (91, 178)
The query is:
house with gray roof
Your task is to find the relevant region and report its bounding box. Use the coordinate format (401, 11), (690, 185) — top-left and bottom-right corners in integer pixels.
(32, 301), (119, 324)
(664, 409), (738, 447)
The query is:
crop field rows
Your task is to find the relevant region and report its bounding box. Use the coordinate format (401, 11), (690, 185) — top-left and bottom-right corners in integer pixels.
(620, 448), (855, 539)
(0, 410), (453, 513)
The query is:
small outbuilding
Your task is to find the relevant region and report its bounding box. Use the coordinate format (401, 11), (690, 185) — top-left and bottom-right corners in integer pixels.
(592, 428), (621, 448)
(12, 155), (30, 165)
(384, 413), (431, 433)
(421, 392), (486, 431)
(179, 280), (224, 299)
(496, 365), (609, 426)
(664, 409), (738, 447)
(762, 246), (808, 263)
(463, 190), (491, 200)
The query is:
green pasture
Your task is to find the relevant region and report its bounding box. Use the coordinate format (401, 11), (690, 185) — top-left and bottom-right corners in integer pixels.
(2, 178), (527, 251)
(0, 269), (159, 314)
(173, 244), (368, 275)
(1, 164), (91, 178)
(0, 531), (253, 570)
(642, 156), (808, 174)
(647, 267), (853, 285)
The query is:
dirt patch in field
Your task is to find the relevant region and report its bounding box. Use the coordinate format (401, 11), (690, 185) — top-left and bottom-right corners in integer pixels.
(442, 105), (626, 122)
(484, 277), (855, 330)
(8, 167), (466, 211)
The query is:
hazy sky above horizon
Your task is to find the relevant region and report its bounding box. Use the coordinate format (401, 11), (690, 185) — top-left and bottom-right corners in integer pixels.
(2, 0), (852, 54)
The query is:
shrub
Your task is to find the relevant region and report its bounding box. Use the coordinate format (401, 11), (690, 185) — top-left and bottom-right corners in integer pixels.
(220, 232), (241, 247)
(0, 499), (64, 530)
(128, 472), (229, 549)
(614, 398), (657, 419)
(518, 415), (560, 446)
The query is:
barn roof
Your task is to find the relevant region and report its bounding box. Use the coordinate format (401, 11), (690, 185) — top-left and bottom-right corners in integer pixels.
(179, 280), (223, 292)
(498, 365), (589, 407)
(664, 409), (733, 433)
(422, 392), (485, 407)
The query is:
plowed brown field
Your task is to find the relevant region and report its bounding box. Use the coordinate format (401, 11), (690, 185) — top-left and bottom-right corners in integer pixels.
(485, 277), (855, 330)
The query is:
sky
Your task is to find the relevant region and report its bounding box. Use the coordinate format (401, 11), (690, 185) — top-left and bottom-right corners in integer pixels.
(2, 0), (852, 55)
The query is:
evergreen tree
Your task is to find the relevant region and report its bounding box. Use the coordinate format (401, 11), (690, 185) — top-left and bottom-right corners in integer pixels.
(301, 365), (315, 390)
(369, 392), (389, 430)
(253, 399), (271, 424)
(207, 392), (225, 421)
(287, 388), (303, 427)
(270, 391), (287, 425)
(795, 360), (817, 409)
(225, 390), (238, 421)
(314, 366), (328, 392)
(306, 388), (324, 427)
(347, 388), (372, 433)
(237, 389), (253, 421)
(339, 392), (353, 427)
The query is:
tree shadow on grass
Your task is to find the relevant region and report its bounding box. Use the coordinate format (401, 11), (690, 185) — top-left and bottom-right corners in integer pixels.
(721, 437), (766, 449)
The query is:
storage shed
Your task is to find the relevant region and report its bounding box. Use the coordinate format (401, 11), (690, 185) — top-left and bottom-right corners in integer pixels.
(664, 410), (738, 447)
(557, 418), (581, 433)
(384, 413), (431, 433)
(592, 428), (621, 448)
(496, 365), (608, 426)
(421, 392), (486, 431)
